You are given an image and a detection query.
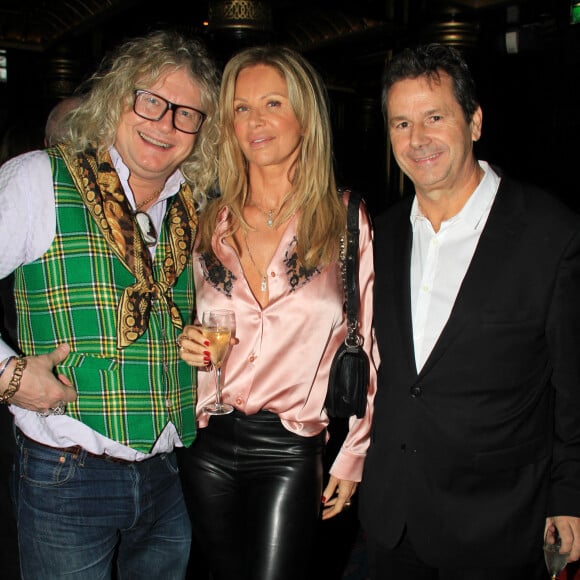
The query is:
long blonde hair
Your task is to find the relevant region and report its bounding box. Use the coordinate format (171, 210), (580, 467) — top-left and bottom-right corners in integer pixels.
(64, 30), (220, 205)
(199, 45), (345, 269)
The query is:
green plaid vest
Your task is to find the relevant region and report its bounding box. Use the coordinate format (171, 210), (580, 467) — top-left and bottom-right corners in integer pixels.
(13, 149), (197, 452)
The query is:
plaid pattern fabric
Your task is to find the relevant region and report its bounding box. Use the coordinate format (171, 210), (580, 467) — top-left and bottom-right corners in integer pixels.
(13, 148), (197, 452)
(56, 144), (197, 348)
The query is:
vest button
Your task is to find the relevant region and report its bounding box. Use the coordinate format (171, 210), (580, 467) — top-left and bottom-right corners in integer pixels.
(410, 385), (422, 398)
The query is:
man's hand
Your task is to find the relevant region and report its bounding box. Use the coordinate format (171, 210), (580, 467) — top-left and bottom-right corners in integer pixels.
(546, 516), (580, 562)
(0, 344), (77, 412)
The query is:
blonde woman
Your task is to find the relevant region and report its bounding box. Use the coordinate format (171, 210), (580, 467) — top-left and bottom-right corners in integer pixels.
(178, 45), (378, 580)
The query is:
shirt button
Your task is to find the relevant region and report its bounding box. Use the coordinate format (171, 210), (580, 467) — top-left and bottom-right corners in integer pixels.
(249, 355), (256, 363)
(235, 397), (244, 405)
(410, 385), (422, 398)
(165, 399), (172, 408)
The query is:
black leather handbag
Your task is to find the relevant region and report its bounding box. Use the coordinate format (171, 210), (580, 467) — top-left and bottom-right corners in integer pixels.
(325, 191), (369, 419)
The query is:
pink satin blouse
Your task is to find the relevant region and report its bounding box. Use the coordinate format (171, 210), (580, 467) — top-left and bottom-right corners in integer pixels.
(192, 199), (378, 482)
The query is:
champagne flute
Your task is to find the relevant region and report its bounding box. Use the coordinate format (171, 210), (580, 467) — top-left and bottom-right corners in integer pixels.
(544, 524), (570, 579)
(201, 309), (235, 415)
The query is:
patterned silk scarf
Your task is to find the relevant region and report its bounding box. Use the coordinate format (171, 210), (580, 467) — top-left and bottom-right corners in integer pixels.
(57, 144), (197, 348)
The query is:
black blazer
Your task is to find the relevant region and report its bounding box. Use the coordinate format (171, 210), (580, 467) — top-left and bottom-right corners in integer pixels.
(359, 174), (580, 568)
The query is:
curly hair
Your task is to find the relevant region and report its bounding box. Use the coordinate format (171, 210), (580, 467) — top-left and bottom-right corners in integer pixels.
(199, 45), (345, 270)
(64, 30), (220, 204)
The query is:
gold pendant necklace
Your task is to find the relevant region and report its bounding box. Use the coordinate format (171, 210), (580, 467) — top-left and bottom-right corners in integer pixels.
(243, 230), (268, 293)
(264, 208), (276, 228)
(247, 199), (284, 228)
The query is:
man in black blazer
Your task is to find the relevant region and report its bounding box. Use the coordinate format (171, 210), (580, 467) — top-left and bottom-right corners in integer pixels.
(359, 43), (580, 579)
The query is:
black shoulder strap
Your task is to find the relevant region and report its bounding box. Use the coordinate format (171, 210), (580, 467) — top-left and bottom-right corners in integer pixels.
(345, 191), (361, 346)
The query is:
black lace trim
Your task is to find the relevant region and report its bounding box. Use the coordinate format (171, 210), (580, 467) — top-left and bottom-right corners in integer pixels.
(199, 252), (236, 297)
(200, 237), (319, 296)
(284, 237), (320, 291)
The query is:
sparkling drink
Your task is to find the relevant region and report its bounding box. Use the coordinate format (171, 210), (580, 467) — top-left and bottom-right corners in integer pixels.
(201, 310), (235, 415)
(203, 327), (231, 367)
(544, 543), (569, 579)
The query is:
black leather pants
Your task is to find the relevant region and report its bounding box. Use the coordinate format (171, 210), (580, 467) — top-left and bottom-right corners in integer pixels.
(179, 410), (325, 580)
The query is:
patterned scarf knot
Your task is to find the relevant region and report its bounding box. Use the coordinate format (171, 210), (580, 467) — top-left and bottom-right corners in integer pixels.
(57, 144), (197, 348)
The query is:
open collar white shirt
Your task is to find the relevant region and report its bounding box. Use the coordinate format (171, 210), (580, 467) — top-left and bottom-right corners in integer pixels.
(410, 160), (501, 372)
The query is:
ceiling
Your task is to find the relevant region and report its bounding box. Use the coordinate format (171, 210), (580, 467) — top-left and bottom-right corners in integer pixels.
(0, 0), (578, 212)
(0, 0), (567, 103)
(0, 0), (562, 52)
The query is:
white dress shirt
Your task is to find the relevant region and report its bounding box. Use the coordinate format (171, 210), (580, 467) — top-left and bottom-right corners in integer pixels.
(0, 147), (185, 459)
(410, 161), (501, 372)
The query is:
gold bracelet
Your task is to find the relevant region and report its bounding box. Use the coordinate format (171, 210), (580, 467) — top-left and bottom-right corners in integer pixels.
(0, 357), (27, 404)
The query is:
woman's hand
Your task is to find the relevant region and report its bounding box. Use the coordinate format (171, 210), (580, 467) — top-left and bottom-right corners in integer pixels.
(321, 475), (358, 520)
(178, 324), (239, 368)
(177, 325), (212, 368)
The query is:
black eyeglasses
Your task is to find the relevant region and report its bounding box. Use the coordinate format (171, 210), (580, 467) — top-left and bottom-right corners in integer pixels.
(133, 89), (207, 134)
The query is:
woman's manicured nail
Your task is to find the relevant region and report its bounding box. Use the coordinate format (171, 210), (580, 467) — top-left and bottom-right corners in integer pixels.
(321, 496), (326, 504)
(204, 341), (210, 347)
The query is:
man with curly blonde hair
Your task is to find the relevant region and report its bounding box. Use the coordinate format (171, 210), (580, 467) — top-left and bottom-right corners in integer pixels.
(0, 30), (220, 579)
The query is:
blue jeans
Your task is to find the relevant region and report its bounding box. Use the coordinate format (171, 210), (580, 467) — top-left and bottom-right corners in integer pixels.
(13, 429), (191, 580)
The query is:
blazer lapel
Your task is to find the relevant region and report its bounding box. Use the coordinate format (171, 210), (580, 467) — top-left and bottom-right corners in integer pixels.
(418, 178), (526, 378)
(391, 201), (418, 377)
